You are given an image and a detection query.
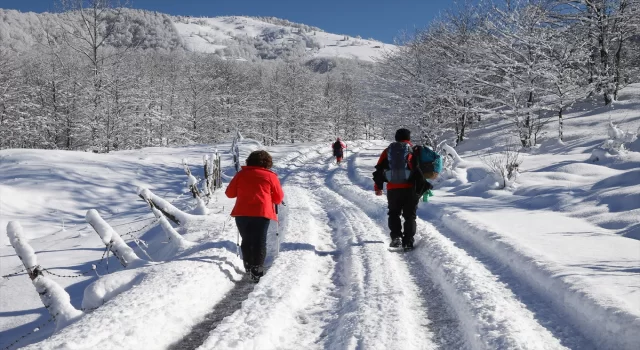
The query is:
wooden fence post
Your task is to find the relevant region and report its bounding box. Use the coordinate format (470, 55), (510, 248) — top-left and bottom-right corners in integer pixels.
(6, 221), (83, 330)
(138, 187), (188, 225)
(85, 210), (145, 269)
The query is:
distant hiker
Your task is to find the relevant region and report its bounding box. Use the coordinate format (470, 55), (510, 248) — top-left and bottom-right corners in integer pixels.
(332, 138), (347, 164)
(225, 150), (284, 282)
(372, 128), (441, 250)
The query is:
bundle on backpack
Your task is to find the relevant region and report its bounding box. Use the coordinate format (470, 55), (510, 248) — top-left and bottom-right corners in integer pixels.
(411, 145), (442, 196)
(385, 142), (413, 184)
(413, 145), (443, 180)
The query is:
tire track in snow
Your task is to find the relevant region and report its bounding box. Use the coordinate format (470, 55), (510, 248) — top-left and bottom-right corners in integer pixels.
(285, 151), (438, 349)
(196, 186), (339, 349)
(168, 276), (256, 350)
(198, 148), (440, 349)
(314, 185), (437, 349)
(195, 145), (345, 349)
(331, 146), (571, 350)
(418, 214), (595, 350)
(170, 146), (337, 350)
(345, 144), (594, 349)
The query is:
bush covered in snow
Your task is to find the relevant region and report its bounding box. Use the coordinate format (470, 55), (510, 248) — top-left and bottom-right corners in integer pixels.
(590, 121), (639, 162)
(481, 149), (522, 190)
(603, 121), (637, 153)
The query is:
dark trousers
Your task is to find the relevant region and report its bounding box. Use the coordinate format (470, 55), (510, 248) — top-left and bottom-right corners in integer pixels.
(387, 187), (420, 242)
(235, 216), (270, 275)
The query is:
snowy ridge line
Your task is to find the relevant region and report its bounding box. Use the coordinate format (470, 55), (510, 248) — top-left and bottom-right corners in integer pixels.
(332, 152), (567, 349)
(439, 211), (640, 350)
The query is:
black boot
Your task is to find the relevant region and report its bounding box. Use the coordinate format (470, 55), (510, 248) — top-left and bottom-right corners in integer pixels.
(249, 265), (264, 283)
(389, 237), (402, 248)
(402, 237), (414, 251)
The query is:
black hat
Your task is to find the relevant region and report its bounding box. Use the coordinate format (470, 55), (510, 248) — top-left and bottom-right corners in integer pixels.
(395, 128), (411, 141)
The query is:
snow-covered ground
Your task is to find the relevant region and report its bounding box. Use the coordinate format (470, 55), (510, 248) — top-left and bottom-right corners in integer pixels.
(1, 89), (639, 349)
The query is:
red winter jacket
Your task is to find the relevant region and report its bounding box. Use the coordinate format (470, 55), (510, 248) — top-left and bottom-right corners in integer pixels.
(373, 140), (414, 191)
(225, 166), (284, 221)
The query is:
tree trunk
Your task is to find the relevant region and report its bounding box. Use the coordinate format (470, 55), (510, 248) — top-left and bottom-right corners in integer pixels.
(613, 36), (622, 101)
(558, 107), (564, 141)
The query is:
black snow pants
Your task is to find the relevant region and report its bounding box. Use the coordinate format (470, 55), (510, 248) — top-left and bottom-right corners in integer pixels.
(387, 187), (420, 244)
(235, 216), (271, 275)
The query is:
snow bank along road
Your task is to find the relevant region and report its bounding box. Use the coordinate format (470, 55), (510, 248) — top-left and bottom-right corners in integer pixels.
(13, 141), (638, 350)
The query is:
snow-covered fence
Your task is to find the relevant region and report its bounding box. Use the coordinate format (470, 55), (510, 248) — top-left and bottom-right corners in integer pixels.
(85, 210), (145, 269)
(182, 159), (210, 215)
(150, 207), (193, 251)
(6, 222), (83, 330)
(203, 151), (222, 196)
(182, 159), (201, 199)
(137, 187), (191, 225)
(231, 131), (243, 173)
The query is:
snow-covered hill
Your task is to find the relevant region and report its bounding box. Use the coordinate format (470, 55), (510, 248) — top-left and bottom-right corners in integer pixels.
(172, 15), (393, 62)
(0, 8), (393, 62)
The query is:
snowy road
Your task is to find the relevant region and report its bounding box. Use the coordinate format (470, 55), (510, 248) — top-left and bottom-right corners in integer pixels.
(198, 147), (437, 349)
(194, 143), (583, 349)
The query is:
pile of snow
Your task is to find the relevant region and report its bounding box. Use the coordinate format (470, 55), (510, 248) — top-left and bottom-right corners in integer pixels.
(589, 121), (639, 159)
(81, 269), (145, 310)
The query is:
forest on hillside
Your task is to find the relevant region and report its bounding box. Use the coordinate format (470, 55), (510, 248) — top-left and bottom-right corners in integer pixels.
(0, 0), (638, 151)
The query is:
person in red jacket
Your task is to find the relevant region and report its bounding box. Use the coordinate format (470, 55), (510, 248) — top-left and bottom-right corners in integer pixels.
(225, 150), (284, 282)
(372, 128), (428, 250)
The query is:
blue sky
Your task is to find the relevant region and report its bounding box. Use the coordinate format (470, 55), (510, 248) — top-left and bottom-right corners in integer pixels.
(0, 0), (453, 43)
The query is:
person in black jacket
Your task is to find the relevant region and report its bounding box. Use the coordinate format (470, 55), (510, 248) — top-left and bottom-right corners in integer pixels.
(372, 128), (433, 250)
